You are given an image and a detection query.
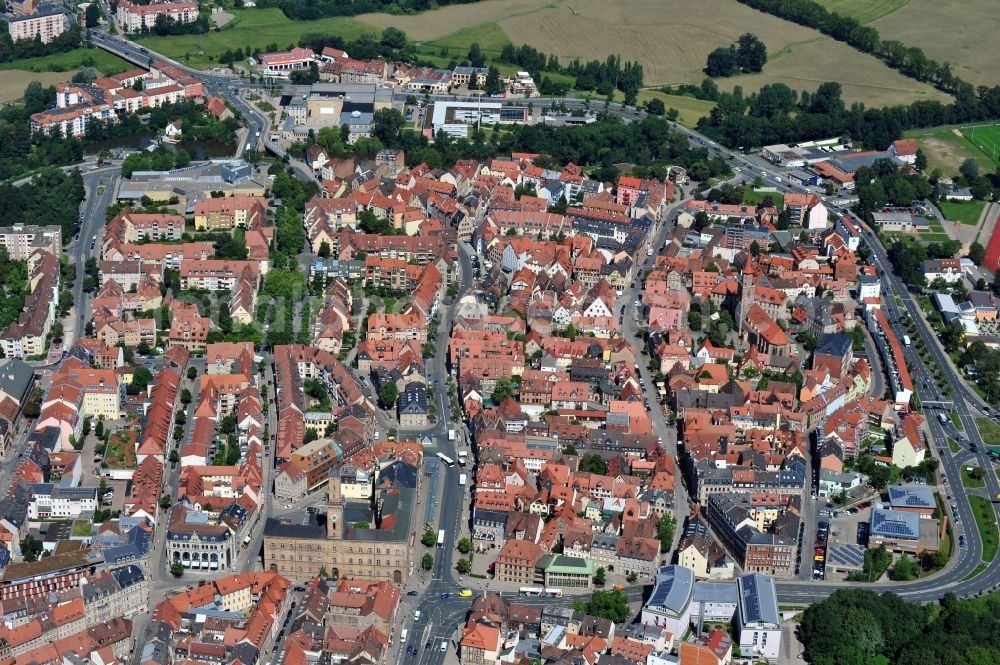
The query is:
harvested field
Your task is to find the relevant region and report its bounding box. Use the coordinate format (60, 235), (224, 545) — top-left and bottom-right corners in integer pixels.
(0, 70), (78, 103)
(363, 0), (939, 102)
(359, 0), (554, 40)
(872, 0), (1000, 87)
(717, 38), (951, 107)
(813, 0), (911, 23)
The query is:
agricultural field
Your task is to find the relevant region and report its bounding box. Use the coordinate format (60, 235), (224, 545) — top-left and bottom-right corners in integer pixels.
(717, 37), (951, 108)
(937, 199), (986, 226)
(0, 70), (75, 103)
(135, 8), (373, 69)
(872, 0), (1000, 87)
(813, 0), (911, 23)
(361, 0), (953, 107)
(359, 0), (553, 41)
(0, 48), (131, 103)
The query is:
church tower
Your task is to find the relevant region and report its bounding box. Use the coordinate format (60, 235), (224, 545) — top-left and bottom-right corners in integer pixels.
(737, 261), (756, 336)
(326, 476), (344, 540)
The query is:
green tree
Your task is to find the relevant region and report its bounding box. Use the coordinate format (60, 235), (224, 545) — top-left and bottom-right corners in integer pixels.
(736, 32), (767, 72)
(594, 566), (607, 586)
(484, 66), (503, 96)
(579, 453), (607, 475)
(180, 388), (192, 405)
(573, 589), (630, 623)
(170, 562), (184, 577)
(159, 495), (172, 509)
(456, 558), (472, 574)
(492, 376), (515, 403)
(657, 513), (676, 553)
(457, 538), (472, 554)
(378, 382), (398, 408)
(421, 553), (434, 570)
(889, 556), (918, 581)
(969, 241), (986, 266)
(95, 419), (104, 440)
(421, 529), (437, 547)
(187, 366), (197, 380)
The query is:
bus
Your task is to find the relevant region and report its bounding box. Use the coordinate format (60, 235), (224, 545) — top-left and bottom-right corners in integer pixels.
(544, 588), (563, 598)
(519, 587), (544, 597)
(903, 334), (911, 347)
(437, 452), (455, 466)
(437, 529), (445, 547)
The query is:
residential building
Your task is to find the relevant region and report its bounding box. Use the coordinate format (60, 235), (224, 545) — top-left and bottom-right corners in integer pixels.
(116, 0), (199, 33)
(6, 10), (68, 44)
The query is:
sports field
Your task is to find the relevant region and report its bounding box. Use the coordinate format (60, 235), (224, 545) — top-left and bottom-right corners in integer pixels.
(907, 124), (1000, 174)
(135, 8), (373, 69)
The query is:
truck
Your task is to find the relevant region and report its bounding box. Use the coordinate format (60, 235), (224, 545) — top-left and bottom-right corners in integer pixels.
(459, 473), (467, 486)
(938, 412), (948, 424)
(448, 429), (456, 442)
(903, 334), (911, 347)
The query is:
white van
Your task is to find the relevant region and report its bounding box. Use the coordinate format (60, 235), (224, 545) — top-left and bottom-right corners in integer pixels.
(400, 629), (408, 642)
(413, 610), (421, 621)
(440, 641), (447, 653)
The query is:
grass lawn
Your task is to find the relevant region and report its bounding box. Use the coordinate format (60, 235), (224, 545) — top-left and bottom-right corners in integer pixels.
(961, 123), (1000, 169)
(917, 232), (952, 243)
(937, 199), (987, 226)
(0, 47), (130, 74)
(949, 438), (961, 454)
(976, 418), (1000, 446)
(964, 562), (987, 581)
(635, 90), (716, 129)
(72, 520), (93, 537)
(742, 186), (784, 209)
(420, 21), (511, 56)
(969, 495), (999, 562)
(136, 8), (375, 69)
(961, 465), (986, 488)
(951, 410), (965, 430)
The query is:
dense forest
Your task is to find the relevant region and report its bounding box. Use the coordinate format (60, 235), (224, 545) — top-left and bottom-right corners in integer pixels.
(800, 589), (1000, 665)
(0, 168), (86, 243)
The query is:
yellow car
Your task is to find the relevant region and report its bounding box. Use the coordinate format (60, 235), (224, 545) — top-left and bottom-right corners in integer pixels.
(458, 588), (473, 597)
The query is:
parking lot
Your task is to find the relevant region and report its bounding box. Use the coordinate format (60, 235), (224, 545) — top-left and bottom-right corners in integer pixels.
(812, 499), (875, 580)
